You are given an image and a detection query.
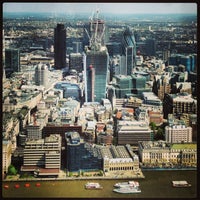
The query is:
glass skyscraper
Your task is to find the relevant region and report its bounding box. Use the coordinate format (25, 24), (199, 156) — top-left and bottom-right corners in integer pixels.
(66, 132), (102, 172)
(5, 48), (20, 78)
(83, 47), (109, 102)
(121, 27), (136, 75)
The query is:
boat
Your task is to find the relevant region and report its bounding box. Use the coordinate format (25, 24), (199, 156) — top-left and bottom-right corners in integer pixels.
(15, 184), (20, 189)
(85, 182), (103, 190)
(172, 181), (191, 188)
(4, 185), (9, 189)
(114, 181), (139, 188)
(113, 186), (141, 194)
(35, 183), (41, 187)
(24, 183), (30, 188)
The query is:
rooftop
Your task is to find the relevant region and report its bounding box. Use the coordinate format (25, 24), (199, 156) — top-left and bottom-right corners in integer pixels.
(171, 143), (197, 150)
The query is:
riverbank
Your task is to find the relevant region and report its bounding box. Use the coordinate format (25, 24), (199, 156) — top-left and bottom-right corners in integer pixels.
(3, 167), (197, 182)
(2, 170), (197, 199)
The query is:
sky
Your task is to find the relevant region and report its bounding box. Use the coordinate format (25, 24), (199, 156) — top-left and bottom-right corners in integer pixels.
(3, 2), (197, 15)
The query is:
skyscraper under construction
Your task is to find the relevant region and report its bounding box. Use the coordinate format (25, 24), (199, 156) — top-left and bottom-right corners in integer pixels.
(83, 10), (109, 102)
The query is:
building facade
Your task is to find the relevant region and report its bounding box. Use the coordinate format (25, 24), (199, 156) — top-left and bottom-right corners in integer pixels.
(165, 124), (192, 143)
(138, 141), (197, 167)
(83, 46), (109, 102)
(21, 134), (61, 176)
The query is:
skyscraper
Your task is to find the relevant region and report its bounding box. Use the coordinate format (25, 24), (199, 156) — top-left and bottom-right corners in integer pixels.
(5, 48), (20, 78)
(121, 27), (136, 75)
(83, 10), (109, 102)
(54, 24), (66, 69)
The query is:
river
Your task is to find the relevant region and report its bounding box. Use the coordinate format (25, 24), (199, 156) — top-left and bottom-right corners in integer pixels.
(2, 170), (197, 199)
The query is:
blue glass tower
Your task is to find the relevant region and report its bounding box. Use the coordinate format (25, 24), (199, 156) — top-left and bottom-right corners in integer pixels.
(66, 132), (102, 172)
(121, 27), (136, 75)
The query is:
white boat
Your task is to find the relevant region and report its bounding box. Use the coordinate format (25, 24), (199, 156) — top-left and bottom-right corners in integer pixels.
(113, 186), (141, 194)
(172, 180), (191, 188)
(85, 182), (103, 190)
(114, 181), (139, 188)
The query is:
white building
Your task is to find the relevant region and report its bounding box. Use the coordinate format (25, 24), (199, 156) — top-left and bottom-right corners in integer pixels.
(165, 124), (192, 143)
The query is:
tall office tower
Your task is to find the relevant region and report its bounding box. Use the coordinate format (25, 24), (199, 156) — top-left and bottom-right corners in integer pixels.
(54, 24), (66, 69)
(121, 27), (136, 75)
(5, 48), (20, 78)
(83, 10), (109, 102)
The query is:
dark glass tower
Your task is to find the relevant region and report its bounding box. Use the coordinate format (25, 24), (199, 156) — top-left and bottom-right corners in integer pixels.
(54, 24), (66, 69)
(121, 27), (136, 75)
(66, 132), (102, 172)
(5, 48), (20, 78)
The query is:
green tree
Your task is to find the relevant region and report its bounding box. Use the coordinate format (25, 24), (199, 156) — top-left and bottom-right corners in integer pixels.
(8, 164), (17, 175)
(154, 127), (164, 140)
(149, 122), (157, 131)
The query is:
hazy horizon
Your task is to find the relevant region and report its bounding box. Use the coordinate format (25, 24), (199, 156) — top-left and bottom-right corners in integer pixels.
(3, 2), (197, 15)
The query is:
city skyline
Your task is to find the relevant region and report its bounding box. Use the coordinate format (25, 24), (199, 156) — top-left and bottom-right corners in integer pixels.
(3, 2), (197, 15)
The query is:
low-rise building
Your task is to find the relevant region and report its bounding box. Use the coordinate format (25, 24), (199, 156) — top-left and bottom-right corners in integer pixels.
(138, 141), (197, 167)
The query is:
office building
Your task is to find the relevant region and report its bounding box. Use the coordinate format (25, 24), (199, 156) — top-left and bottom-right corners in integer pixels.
(5, 48), (20, 78)
(21, 134), (61, 176)
(66, 132), (102, 172)
(163, 93), (197, 119)
(117, 121), (153, 145)
(54, 24), (66, 69)
(26, 124), (42, 140)
(145, 39), (156, 56)
(165, 124), (192, 143)
(35, 63), (48, 88)
(121, 27), (136, 75)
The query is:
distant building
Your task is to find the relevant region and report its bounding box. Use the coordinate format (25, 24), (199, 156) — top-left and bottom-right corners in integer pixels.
(5, 48), (20, 78)
(145, 39), (156, 56)
(69, 53), (83, 73)
(169, 54), (196, 72)
(54, 24), (66, 69)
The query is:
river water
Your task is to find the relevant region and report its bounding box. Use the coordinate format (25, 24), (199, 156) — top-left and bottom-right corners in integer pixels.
(2, 170), (197, 198)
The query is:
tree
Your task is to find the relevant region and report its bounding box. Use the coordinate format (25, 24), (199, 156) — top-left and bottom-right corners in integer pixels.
(149, 122), (157, 131)
(154, 127), (164, 140)
(8, 164), (17, 175)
